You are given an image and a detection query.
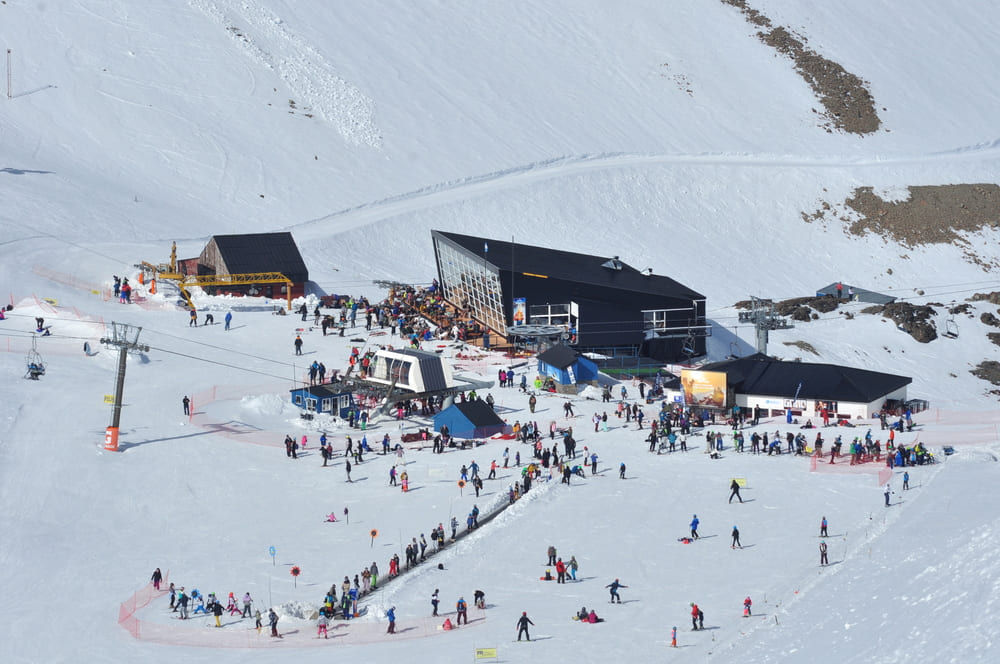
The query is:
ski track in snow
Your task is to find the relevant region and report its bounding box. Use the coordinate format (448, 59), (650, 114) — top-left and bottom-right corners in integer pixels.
(292, 140), (1000, 233)
(188, 0), (382, 148)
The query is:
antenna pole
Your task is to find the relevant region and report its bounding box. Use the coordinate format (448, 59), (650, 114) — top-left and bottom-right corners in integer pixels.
(6, 49), (12, 99)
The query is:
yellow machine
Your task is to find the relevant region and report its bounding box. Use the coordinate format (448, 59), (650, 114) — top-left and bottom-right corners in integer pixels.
(138, 242), (293, 311)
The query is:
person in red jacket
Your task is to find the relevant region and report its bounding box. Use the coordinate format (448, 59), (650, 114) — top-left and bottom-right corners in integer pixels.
(555, 558), (567, 584)
(691, 603), (701, 630)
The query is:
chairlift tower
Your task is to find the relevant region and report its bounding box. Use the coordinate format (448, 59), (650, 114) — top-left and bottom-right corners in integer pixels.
(737, 296), (793, 355)
(100, 322), (150, 452)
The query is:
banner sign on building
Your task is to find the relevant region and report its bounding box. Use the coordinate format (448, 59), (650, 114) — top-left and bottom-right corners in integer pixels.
(680, 369), (727, 408)
(513, 298), (526, 326)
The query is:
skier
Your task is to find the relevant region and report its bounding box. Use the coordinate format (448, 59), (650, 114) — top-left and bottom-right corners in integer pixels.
(294, 335), (303, 355)
(820, 540), (829, 566)
(820, 516), (828, 537)
(386, 606), (396, 634)
(731, 525), (742, 549)
(224, 311), (232, 330)
(431, 589), (440, 616)
(619, 462), (626, 479)
(568, 555), (579, 581)
(690, 514), (700, 539)
(212, 597), (224, 627)
(516, 611), (534, 641)
(671, 625), (677, 647)
(743, 596), (752, 617)
(176, 587), (189, 619)
(555, 558), (567, 584)
(317, 612), (329, 638)
(269, 607), (280, 637)
(690, 603), (700, 630)
(182, 396), (190, 416)
(150, 567), (162, 591)
(729, 478), (743, 503)
(547, 545), (557, 566)
(606, 578), (627, 603)
(456, 597), (468, 625)
(242, 592), (253, 618)
(884, 482), (892, 507)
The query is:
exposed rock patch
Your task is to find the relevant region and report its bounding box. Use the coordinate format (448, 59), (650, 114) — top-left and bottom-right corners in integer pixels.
(720, 0), (881, 135)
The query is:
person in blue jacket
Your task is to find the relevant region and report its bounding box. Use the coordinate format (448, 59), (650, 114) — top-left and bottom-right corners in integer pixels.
(606, 578), (627, 603)
(690, 515), (700, 539)
(386, 606), (396, 634)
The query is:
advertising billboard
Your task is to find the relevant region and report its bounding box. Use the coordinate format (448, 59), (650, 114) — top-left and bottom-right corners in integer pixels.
(680, 369), (727, 408)
(513, 298), (526, 326)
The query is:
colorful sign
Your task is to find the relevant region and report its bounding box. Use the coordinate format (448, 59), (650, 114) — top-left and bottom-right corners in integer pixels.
(512, 298), (526, 326)
(680, 369), (727, 408)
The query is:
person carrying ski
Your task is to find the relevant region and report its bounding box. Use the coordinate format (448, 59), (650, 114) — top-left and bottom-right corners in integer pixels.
(729, 478), (743, 503)
(690, 515), (700, 539)
(606, 578), (627, 603)
(516, 611), (534, 641)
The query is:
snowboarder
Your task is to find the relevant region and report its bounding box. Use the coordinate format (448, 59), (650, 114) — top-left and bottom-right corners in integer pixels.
(606, 578), (627, 603)
(619, 462), (626, 479)
(820, 540), (829, 566)
(456, 597), (468, 625)
(547, 545), (557, 566)
(903, 471), (910, 490)
(224, 311), (232, 330)
(820, 516), (828, 537)
(516, 611), (534, 641)
(731, 525), (742, 549)
(242, 592), (253, 618)
(182, 395), (190, 416)
(568, 555), (579, 581)
(690, 514), (700, 539)
(212, 597), (224, 627)
(294, 335), (303, 355)
(729, 478), (743, 503)
(671, 625), (677, 647)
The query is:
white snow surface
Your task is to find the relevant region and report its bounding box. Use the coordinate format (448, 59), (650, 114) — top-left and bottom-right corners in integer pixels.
(1, 1), (1000, 662)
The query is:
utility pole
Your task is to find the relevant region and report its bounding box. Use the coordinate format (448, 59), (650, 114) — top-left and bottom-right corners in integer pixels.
(101, 322), (150, 452)
(6, 49), (11, 99)
(737, 296), (793, 355)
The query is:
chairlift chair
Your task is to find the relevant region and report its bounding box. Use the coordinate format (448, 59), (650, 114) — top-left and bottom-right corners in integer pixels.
(25, 335), (46, 380)
(943, 316), (959, 339)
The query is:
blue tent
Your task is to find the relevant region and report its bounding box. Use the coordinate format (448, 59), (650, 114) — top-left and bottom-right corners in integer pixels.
(536, 344), (599, 385)
(433, 400), (508, 439)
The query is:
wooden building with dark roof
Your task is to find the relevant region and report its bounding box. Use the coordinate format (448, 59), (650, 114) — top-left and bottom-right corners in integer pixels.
(196, 232), (309, 299)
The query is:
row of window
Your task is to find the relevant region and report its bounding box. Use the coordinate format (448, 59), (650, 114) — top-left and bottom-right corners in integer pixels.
(435, 240), (506, 333)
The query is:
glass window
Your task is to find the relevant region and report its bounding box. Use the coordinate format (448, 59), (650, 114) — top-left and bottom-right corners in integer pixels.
(435, 238), (506, 334)
(305, 397), (317, 412)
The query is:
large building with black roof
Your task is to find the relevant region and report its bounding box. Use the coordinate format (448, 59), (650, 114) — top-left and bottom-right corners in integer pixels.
(193, 232), (309, 299)
(431, 230), (708, 361)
